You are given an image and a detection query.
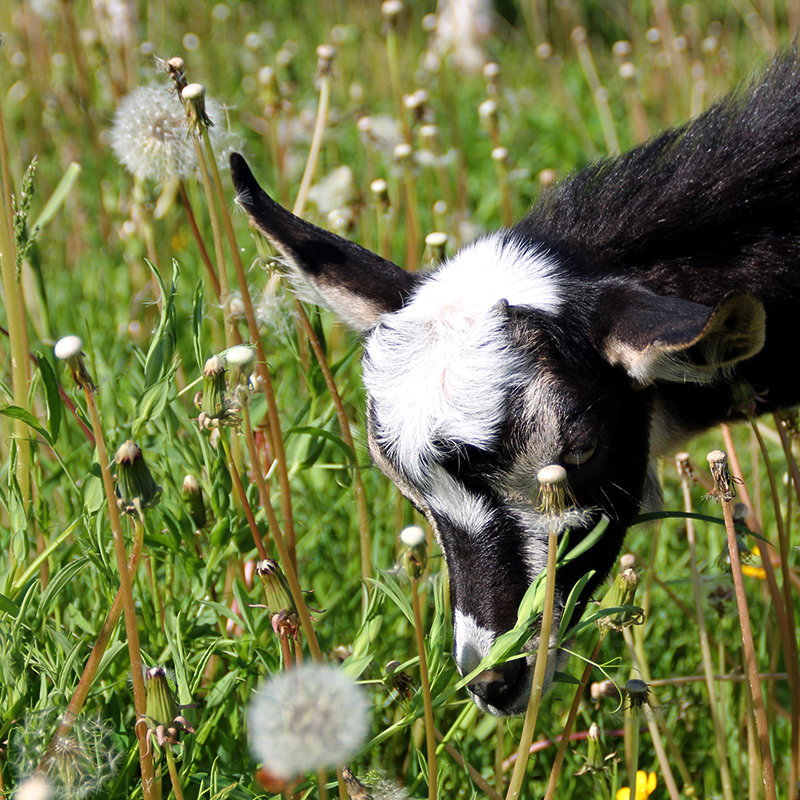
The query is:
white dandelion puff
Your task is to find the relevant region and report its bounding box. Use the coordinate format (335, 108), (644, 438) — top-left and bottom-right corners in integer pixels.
(8, 710), (121, 800)
(247, 663), (369, 780)
(14, 776), (52, 800)
(110, 83), (238, 182)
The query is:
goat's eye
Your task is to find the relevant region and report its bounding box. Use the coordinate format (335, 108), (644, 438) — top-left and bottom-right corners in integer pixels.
(562, 438), (598, 467)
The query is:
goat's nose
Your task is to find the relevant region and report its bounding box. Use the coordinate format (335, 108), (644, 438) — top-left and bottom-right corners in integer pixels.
(467, 659), (523, 705)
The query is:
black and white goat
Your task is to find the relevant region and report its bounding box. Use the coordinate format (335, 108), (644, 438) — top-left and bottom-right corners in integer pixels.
(230, 50), (800, 715)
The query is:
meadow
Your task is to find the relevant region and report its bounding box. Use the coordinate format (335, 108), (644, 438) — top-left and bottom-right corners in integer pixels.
(0, 0), (799, 798)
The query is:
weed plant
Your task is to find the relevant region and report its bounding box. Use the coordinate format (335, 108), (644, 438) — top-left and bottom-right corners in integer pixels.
(0, 1), (798, 798)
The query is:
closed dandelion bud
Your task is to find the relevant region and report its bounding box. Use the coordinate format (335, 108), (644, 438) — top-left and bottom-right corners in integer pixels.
(54, 335), (96, 392)
(537, 464), (567, 516)
(182, 473), (207, 529)
(596, 557), (643, 633)
(256, 559), (296, 615)
(483, 61), (500, 95)
(370, 178), (390, 209)
(576, 721), (609, 775)
(381, 0), (404, 27)
(143, 666), (194, 748)
(399, 525), (428, 580)
(182, 82), (212, 133)
(198, 354), (238, 429)
(115, 440), (162, 515)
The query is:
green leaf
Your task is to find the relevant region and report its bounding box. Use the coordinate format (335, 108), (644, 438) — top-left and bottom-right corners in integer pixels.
(0, 404), (52, 446)
(31, 162), (82, 231)
(192, 279), (205, 372)
(36, 352), (62, 442)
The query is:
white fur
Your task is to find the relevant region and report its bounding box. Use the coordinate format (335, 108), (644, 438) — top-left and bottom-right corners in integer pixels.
(363, 235), (561, 480)
(453, 608), (495, 675)
(426, 465), (495, 534)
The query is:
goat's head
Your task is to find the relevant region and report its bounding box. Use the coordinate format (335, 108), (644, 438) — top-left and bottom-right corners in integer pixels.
(231, 154), (766, 715)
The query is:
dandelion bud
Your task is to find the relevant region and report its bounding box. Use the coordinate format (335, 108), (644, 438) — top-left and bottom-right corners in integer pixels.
(182, 82), (212, 132)
(707, 449), (736, 500)
(399, 525), (428, 580)
(575, 721), (608, 775)
(612, 40), (633, 59)
(537, 464), (567, 516)
(483, 61), (500, 95)
(571, 26), (588, 45)
(182, 474), (207, 529)
(381, 0), (404, 27)
(538, 168), (557, 187)
(393, 142), (412, 163)
(491, 146), (508, 164)
(256, 559), (296, 615)
(165, 56), (187, 92)
(54, 335), (96, 392)
(596, 558), (643, 633)
(226, 345), (256, 400)
(198, 354), (238, 429)
(115, 440), (162, 515)
(478, 98), (498, 125)
(144, 666), (194, 748)
(619, 61), (637, 81)
(402, 88), (428, 121)
(370, 178), (390, 209)
(590, 678), (619, 702)
(424, 231), (448, 265)
(316, 43), (336, 76)
(535, 42), (553, 61)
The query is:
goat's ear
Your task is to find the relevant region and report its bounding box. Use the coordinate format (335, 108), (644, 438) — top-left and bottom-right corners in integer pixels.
(230, 153), (419, 331)
(596, 287), (766, 384)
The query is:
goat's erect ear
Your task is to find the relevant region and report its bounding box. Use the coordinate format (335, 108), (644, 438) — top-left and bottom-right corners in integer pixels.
(230, 153), (419, 331)
(596, 287), (766, 384)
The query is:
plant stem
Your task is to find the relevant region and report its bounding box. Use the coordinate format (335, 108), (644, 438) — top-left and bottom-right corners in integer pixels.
(505, 528), (558, 800)
(411, 578), (437, 800)
(164, 747), (185, 800)
(83, 392), (156, 800)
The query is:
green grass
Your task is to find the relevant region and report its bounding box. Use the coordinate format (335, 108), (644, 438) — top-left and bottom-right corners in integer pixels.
(1, 1), (799, 798)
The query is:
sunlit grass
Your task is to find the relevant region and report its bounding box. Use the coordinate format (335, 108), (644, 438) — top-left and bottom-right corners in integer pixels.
(1, 1), (798, 797)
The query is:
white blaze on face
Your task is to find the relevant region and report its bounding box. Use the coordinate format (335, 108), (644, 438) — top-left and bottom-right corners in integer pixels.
(363, 235), (562, 482)
(453, 608), (496, 675)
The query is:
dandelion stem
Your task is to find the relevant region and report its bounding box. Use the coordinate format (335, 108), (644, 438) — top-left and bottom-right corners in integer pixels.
(411, 578), (438, 800)
(83, 392), (156, 800)
(542, 634), (605, 800)
(292, 68), (330, 219)
(505, 527), (557, 800)
(164, 747), (185, 800)
(708, 451), (778, 800)
(676, 453), (735, 800)
(178, 180), (221, 300)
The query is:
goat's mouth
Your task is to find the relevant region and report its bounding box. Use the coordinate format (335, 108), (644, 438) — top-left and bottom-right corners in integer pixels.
(464, 606), (567, 716)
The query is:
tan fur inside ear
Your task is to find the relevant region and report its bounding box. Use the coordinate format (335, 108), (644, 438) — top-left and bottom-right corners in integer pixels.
(633, 292), (766, 384)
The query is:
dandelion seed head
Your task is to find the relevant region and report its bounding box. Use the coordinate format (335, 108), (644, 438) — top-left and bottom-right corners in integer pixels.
(110, 83), (236, 182)
(9, 710), (121, 799)
(248, 663), (369, 780)
(54, 335), (83, 361)
(14, 776), (52, 800)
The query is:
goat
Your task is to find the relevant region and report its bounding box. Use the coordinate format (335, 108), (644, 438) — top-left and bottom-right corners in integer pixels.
(230, 49), (800, 715)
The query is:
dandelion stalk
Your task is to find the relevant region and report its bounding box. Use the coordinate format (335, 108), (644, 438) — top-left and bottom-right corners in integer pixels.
(401, 526), (437, 800)
(707, 450), (777, 800)
(82, 413), (155, 797)
(505, 465), (564, 800)
(178, 180), (221, 300)
(164, 749), (185, 800)
(675, 452), (735, 800)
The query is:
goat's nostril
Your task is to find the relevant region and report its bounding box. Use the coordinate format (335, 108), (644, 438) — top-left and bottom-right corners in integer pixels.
(467, 659), (523, 704)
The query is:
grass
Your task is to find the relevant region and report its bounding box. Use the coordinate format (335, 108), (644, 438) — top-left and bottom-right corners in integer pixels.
(0, 0), (799, 798)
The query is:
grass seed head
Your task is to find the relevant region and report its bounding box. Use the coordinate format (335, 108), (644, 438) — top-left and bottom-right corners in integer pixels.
(248, 663), (369, 780)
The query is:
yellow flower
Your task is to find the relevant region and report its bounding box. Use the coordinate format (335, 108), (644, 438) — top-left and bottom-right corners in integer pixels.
(616, 770), (657, 800)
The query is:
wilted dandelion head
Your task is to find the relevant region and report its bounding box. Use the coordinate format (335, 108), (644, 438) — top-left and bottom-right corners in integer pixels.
(110, 83), (236, 182)
(9, 710), (121, 799)
(248, 663), (369, 780)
